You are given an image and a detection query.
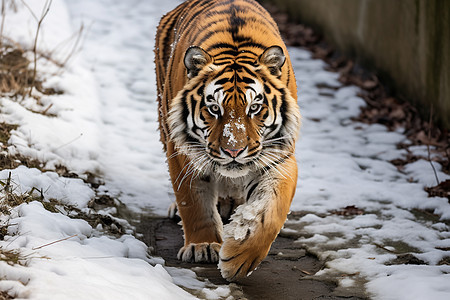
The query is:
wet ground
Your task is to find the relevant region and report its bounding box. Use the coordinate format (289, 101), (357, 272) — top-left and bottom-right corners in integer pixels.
(136, 216), (368, 300)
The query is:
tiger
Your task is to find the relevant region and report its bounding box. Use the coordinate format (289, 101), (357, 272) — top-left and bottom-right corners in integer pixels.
(154, 0), (301, 281)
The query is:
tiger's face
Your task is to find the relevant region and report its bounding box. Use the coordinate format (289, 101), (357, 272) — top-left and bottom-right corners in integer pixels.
(168, 46), (300, 178)
(202, 76), (267, 177)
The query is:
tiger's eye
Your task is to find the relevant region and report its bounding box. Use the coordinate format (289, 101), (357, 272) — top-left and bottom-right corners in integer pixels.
(249, 103), (261, 113)
(208, 104), (221, 116)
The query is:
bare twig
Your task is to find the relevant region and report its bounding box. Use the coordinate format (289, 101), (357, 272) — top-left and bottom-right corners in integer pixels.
(32, 234), (77, 250)
(374, 243), (398, 254)
(426, 106), (440, 185)
(19, 0), (37, 21)
(54, 133), (83, 151)
(0, 0), (6, 47)
(19, 0), (53, 98)
(4, 172), (12, 196)
(40, 22), (86, 72)
(41, 103), (53, 115)
(30, 0), (52, 97)
(0, 0), (16, 44)
(300, 269), (311, 275)
(60, 23), (85, 68)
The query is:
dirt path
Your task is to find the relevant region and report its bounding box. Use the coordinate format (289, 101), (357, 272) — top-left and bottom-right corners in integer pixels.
(136, 216), (368, 300)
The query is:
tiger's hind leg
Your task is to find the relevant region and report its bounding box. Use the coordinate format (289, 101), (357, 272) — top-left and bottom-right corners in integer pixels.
(218, 156), (298, 281)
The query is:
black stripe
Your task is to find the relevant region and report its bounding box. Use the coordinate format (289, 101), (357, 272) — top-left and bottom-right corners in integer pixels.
(230, 34), (252, 43)
(180, 90), (189, 122)
(238, 41), (266, 49)
(247, 142), (260, 154)
(239, 228), (251, 245)
(214, 55), (236, 62)
(214, 56), (235, 63)
(214, 60), (233, 66)
(246, 150), (260, 158)
(190, 244), (195, 262)
(206, 42), (237, 52)
(235, 55), (258, 61)
(271, 95), (278, 126)
(230, 262), (245, 281)
(248, 257), (259, 275)
(220, 253), (241, 262)
(280, 92), (289, 128)
(209, 148), (221, 158)
(240, 76), (255, 84)
(246, 182), (258, 202)
(197, 85), (204, 96)
(236, 59), (257, 65)
(196, 29), (224, 47)
(181, 0), (217, 44)
(220, 49), (240, 57)
(215, 77), (230, 85)
(286, 64), (291, 87)
(227, 197), (235, 219)
(207, 244), (212, 261)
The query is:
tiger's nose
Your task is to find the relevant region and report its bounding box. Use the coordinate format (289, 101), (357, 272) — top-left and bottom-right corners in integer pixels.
(222, 147), (245, 158)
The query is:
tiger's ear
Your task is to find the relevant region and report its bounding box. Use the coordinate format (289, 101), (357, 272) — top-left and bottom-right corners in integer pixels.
(184, 46), (212, 78)
(258, 46), (286, 76)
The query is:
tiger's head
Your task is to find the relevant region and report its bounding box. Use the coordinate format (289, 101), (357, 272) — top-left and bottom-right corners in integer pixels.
(168, 45), (301, 178)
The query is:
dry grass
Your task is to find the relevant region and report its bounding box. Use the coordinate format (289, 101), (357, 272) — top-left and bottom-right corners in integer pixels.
(0, 122), (17, 146)
(0, 0), (49, 101)
(0, 172), (46, 215)
(0, 122), (43, 171)
(0, 170), (127, 238)
(0, 247), (26, 266)
(0, 39), (62, 105)
(0, 42), (31, 97)
(0, 0), (83, 113)
(0, 290), (12, 300)
(0, 171), (83, 217)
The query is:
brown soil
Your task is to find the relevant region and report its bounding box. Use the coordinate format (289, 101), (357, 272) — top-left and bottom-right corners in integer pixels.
(136, 216), (368, 300)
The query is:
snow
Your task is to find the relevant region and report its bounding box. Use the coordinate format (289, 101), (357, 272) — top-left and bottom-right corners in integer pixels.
(64, 0), (181, 215)
(0, 0), (449, 299)
(288, 47), (450, 299)
(223, 123), (237, 147)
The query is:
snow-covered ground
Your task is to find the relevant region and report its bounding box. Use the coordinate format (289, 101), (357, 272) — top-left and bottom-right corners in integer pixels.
(288, 48), (450, 299)
(0, 0), (449, 299)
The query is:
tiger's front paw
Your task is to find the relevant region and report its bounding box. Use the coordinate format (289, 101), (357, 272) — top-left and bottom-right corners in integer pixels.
(177, 242), (221, 263)
(218, 236), (268, 281)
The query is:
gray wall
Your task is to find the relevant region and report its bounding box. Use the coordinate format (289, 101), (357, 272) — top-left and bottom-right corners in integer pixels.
(265, 0), (450, 127)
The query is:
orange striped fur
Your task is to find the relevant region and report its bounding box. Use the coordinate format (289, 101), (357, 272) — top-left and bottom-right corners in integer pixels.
(155, 0), (301, 281)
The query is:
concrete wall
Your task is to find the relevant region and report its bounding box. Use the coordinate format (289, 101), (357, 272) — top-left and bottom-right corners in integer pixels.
(264, 0), (450, 127)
